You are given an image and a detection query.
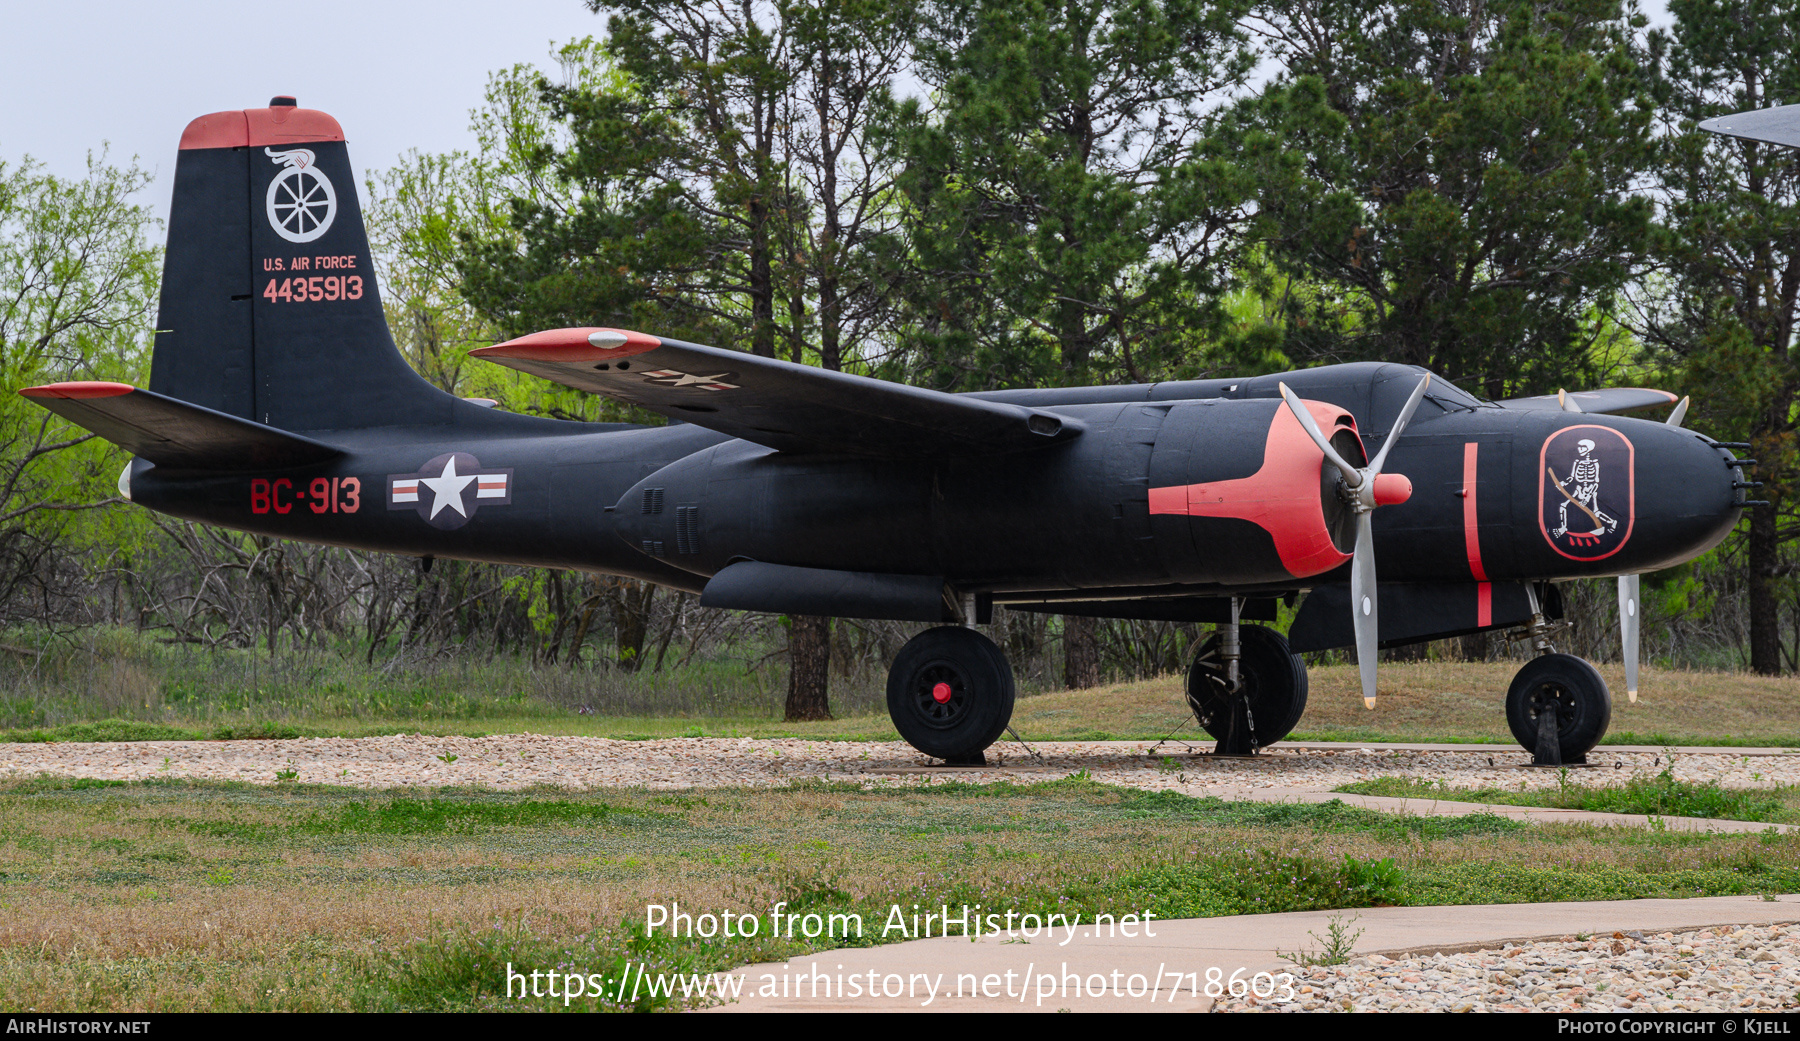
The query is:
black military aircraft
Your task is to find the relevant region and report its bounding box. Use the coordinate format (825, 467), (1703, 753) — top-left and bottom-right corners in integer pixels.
(21, 99), (1759, 765)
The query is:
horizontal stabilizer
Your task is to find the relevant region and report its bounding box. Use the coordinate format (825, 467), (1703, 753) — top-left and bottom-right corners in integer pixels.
(1496, 387), (1678, 415)
(1699, 105), (1800, 150)
(472, 328), (1083, 457)
(20, 382), (344, 471)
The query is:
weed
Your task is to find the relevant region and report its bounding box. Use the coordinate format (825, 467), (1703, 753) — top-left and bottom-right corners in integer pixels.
(274, 762), (298, 782)
(436, 753), (457, 765)
(204, 866), (234, 886)
(1279, 913), (1364, 967)
(1340, 855), (1406, 905)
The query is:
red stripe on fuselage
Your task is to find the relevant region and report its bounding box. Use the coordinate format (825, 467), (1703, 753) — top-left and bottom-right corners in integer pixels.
(1463, 441), (1491, 626)
(1148, 402), (1353, 579)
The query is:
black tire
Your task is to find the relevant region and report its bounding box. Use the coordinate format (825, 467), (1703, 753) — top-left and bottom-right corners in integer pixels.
(1506, 653), (1611, 761)
(1186, 624), (1309, 746)
(887, 626), (1016, 762)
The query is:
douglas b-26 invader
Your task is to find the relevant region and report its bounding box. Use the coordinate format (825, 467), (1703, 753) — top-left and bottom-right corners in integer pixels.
(22, 98), (1763, 765)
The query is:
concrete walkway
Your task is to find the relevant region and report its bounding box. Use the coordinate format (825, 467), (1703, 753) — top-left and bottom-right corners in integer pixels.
(708, 895), (1800, 1012)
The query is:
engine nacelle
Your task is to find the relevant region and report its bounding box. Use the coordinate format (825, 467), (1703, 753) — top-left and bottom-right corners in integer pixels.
(614, 397), (1364, 603)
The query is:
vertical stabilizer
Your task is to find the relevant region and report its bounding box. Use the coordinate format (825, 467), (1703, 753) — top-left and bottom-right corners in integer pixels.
(150, 97), (462, 433)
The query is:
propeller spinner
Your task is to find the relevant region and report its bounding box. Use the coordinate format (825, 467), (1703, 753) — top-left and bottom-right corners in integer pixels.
(1279, 375), (1432, 709)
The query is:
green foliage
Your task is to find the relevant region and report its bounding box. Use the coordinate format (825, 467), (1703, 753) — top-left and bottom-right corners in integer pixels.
(366, 39), (660, 424)
(0, 151), (161, 621)
(1338, 770), (1796, 823)
(1278, 912), (1364, 967)
(298, 799), (662, 837)
(372, 921), (740, 1012)
(1222, 0), (1656, 398)
(884, 0), (1257, 389)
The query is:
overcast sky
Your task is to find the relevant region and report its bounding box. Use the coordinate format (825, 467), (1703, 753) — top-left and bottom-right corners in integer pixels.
(3, 0), (1674, 229)
(0, 0), (608, 222)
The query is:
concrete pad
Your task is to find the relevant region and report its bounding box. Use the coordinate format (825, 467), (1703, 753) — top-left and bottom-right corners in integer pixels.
(705, 894), (1800, 1012)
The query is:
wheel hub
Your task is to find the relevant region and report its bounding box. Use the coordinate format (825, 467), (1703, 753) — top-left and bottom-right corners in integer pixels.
(911, 663), (968, 728)
(1527, 684), (1576, 729)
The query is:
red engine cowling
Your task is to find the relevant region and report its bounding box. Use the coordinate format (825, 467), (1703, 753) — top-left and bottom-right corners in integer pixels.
(1146, 398), (1364, 584)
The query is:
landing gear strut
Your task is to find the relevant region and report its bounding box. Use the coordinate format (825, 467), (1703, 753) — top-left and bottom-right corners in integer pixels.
(1503, 585), (1611, 764)
(886, 626), (1016, 765)
(1186, 602), (1308, 754)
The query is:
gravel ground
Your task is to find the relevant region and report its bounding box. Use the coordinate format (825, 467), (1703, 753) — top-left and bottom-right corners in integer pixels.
(1, 735), (1795, 794)
(1216, 924), (1800, 1012)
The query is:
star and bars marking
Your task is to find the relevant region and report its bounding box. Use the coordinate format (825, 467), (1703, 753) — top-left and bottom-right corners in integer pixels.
(641, 369), (740, 391)
(388, 452), (513, 530)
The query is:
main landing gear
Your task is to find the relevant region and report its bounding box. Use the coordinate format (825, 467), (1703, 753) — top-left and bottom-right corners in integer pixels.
(886, 626), (1016, 765)
(1502, 586), (1611, 765)
(1185, 600), (1307, 755)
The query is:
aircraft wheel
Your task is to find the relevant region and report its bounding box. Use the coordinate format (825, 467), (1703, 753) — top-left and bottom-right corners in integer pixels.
(1187, 624), (1308, 749)
(1505, 653), (1611, 762)
(887, 626), (1016, 764)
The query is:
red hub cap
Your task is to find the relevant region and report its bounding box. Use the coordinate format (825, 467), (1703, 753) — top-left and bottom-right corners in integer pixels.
(931, 682), (954, 704)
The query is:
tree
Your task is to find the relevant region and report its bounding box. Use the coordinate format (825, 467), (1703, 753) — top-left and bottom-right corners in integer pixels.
(884, 0), (1253, 688)
(1640, 0), (1800, 674)
(0, 152), (160, 624)
(885, 0), (1256, 394)
(454, 5), (913, 718)
(1225, 0), (1657, 399)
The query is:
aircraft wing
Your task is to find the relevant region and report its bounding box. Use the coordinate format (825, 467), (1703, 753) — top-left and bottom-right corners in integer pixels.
(1699, 104), (1800, 149)
(20, 382), (344, 471)
(1496, 387), (1678, 415)
(470, 327), (1083, 456)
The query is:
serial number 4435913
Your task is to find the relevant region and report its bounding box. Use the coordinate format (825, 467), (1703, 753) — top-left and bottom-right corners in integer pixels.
(263, 275), (363, 303)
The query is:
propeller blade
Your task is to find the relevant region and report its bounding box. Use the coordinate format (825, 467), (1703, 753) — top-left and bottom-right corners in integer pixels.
(1618, 574), (1640, 703)
(1278, 382), (1362, 486)
(1666, 396), (1690, 428)
(1351, 515), (1379, 709)
(1366, 374), (1433, 477)
(1558, 389), (1583, 413)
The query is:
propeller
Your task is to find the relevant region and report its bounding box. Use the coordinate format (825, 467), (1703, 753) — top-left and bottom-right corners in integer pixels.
(1618, 574), (1640, 703)
(1558, 389), (1583, 413)
(1608, 394), (1685, 705)
(1278, 374), (1432, 710)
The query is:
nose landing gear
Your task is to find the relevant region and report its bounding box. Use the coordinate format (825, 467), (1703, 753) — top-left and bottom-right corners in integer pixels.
(1502, 586), (1612, 765)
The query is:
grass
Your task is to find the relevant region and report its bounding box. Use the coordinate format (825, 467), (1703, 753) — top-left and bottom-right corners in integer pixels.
(1336, 769), (1800, 824)
(7, 657), (1800, 748)
(0, 775), (1796, 1011)
(5, 624), (1800, 747)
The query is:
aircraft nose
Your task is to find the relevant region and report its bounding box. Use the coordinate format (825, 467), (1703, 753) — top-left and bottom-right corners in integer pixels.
(1522, 416), (1740, 576)
(1620, 423), (1743, 571)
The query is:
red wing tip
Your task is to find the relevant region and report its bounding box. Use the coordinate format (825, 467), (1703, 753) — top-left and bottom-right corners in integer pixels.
(19, 381), (137, 400)
(473, 327), (663, 362)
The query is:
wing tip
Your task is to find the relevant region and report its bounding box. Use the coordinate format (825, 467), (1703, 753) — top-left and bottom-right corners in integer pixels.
(474, 327), (663, 362)
(20, 381), (137, 400)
